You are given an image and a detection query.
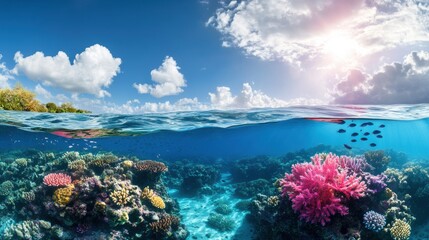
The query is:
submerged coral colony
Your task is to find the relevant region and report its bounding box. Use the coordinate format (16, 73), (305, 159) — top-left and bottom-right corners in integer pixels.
(0, 147), (428, 239)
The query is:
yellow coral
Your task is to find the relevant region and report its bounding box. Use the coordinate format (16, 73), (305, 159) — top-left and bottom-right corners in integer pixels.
(53, 185), (74, 206)
(110, 188), (131, 206)
(267, 196), (279, 207)
(142, 186), (165, 209)
(122, 160), (133, 168)
(68, 159), (87, 171)
(95, 201), (107, 213)
(390, 219), (411, 240)
(15, 158), (28, 167)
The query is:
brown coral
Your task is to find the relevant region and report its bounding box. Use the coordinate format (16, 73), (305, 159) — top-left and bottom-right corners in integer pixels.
(110, 188), (131, 206)
(149, 215), (180, 233)
(22, 191), (36, 202)
(142, 186), (166, 209)
(134, 160), (168, 173)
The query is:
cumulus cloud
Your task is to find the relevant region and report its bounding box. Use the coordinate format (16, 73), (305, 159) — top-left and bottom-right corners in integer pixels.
(133, 56), (186, 98)
(0, 54), (13, 88)
(208, 0), (429, 65)
(34, 84), (53, 100)
(101, 83), (322, 113)
(332, 51), (429, 104)
(14, 44), (121, 97)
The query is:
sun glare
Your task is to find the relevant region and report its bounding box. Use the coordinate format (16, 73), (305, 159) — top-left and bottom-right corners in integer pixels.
(324, 32), (359, 60)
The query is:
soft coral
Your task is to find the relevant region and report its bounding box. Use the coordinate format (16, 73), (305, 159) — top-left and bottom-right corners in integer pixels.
(280, 153), (367, 225)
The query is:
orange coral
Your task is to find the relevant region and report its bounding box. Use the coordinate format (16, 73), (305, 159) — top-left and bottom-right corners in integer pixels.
(142, 186), (166, 209)
(53, 185), (74, 206)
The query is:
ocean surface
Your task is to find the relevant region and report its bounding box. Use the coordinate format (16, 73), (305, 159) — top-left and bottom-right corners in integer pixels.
(0, 105), (429, 239)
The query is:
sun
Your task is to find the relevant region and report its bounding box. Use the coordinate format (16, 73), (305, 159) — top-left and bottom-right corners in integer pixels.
(324, 31), (359, 60)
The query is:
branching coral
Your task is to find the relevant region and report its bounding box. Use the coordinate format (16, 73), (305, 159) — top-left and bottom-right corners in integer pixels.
(149, 215), (179, 233)
(43, 173), (72, 187)
(22, 191), (36, 202)
(110, 188), (131, 206)
(68, 159), (87, 172)
(142, 186), (166, 209)
(280, 153), (367, 225)
(53, 185), (74, 207)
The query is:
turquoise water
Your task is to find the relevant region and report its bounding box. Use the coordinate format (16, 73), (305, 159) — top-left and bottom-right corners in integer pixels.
(0, 105), (428, 239)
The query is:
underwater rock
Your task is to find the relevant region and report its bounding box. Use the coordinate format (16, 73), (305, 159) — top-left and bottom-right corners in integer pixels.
(234, 178), (273, 198)
(206, 213), (234, 232)
(166, 162), (221, 195)
(231, 156), (281, 182)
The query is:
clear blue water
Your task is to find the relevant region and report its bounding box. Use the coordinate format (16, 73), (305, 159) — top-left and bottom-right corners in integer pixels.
(1, 105), (429, 239)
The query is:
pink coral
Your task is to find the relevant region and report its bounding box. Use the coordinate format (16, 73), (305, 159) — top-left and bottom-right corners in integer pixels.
(43, 173), (72, 187)
(280, 153), (367, 226)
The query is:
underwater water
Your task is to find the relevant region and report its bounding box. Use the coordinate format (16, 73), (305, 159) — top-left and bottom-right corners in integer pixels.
(1, 105), (429, 240)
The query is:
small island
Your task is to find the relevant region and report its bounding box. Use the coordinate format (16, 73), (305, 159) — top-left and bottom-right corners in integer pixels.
(0, 85), (90, 113)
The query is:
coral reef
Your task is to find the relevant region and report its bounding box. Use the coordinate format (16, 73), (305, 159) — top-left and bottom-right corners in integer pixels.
(234, 178), (273, 198)
(0, 150), (187, 240)
(230, 155), (281, 182)
(206, 213), (235, 232)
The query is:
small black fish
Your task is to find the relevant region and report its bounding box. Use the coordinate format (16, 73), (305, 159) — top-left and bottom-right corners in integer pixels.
(377, 135), (383, 138)
(367, 122), (374, 126)
(221, 180), (226, 182)
(344, 144), (352, 150)
(338, 129), (346, 133)
(364, 132), (370, 136)
(379, 124), (385, 128)
(338, 120), (346, 125)
(351, 139), (357, 142)
(361, 137), (368, 141)
(349, 123), (356, 127)
(351, 132), (358, 137)
(370, 143), (377, 147)
(373, 130), (381, 134)
(360, 123), (368, 127)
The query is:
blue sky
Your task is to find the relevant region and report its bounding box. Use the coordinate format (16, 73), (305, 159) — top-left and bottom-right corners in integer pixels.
(1, 0), (429, 112)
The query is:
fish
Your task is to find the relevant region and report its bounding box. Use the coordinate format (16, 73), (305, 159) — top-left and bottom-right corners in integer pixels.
(379, 124), (385, 128)
(344, 144), (352, 150)
(376, 135), (383, 138)
(373, 130), (381, 134)
(338, 129), (346, 133)
(360, 123), (368, 127)
(361, 137), (368, 141)
(364, 132), (370, 136)
(370, 143), (377, 147)
(349, 123), (356, 127)
(351, 133), (358, 137)
(367, 122), (374, 126)
(351, 139), (357, 142)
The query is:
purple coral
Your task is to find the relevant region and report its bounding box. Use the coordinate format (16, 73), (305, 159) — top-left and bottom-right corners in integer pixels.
(363, 211), (386, 232)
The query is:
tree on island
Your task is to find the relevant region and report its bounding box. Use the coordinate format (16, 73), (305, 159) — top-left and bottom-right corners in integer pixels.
(0, 84), (90, 113)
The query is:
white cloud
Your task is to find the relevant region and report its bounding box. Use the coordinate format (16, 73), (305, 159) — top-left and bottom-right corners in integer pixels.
(209, 83), (323, 109)
(100, 83), (322, 113)
(208, 0), (429, 65)
(133, 56), (186, 98)
(332, 51), (429, 104)
(34, 84), (53, 100)
(0, 54), (13, 88)
(14, 44), (121, 97)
